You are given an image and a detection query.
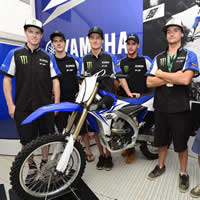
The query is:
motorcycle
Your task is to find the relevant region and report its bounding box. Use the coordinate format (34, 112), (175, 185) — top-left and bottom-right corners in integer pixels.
(10, 70), (158, 200)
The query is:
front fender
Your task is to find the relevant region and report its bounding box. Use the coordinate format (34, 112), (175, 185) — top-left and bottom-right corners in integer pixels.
(22, 102), (81, 125)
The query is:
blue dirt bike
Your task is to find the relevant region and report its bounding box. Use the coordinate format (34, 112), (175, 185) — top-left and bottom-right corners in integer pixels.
(10, 70), (158, 200)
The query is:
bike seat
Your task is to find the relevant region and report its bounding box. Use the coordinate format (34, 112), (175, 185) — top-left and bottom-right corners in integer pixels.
(121, 94), (154, 105)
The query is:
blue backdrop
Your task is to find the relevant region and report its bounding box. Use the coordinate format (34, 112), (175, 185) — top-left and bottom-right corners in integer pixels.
(0, 0), (143, 138)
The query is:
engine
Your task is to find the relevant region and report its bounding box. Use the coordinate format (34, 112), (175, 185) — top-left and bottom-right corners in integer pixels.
(108, 117), (134, 150)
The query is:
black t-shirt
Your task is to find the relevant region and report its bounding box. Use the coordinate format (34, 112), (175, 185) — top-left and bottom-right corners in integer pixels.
(119, 56), (152, 95)
(80, 50), (120, 93)
(55, 55), (79, 101)
(0, 45), (60, 111)
(147, 48), (199, 113)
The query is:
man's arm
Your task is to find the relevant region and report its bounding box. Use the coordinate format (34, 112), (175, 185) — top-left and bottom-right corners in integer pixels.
(146, 76), (167, 88)
(52, 78), (60, 103)
(119, 78), (140, 98)
(3, 76), (15, 118)
(156, 70), (194, 85)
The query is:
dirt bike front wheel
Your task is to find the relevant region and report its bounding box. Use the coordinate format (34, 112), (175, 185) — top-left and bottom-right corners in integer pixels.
(10, 134), (86, 200)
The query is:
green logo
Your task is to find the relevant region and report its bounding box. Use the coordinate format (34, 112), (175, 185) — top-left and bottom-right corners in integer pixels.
(93, 27), (98, 31)
(20, 55), (28, 64)
(124, 65), (129, 73)
(86, 61), (92, 70)
(160, 58), (166, 66)
(32, 19), (37, 25)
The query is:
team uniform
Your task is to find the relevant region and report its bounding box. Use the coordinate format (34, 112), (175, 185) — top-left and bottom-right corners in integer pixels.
(79, 50), (121, 93)
(0, 44), (61, 145)
(54, 53), (88, 133)
(147, 47), (199, 152)
(119, 56), (152, 96)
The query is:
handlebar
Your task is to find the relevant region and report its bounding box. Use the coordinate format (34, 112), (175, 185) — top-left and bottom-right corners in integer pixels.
(80, 73), (127, 80)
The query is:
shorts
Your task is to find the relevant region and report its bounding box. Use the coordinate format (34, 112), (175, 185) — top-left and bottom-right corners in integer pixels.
(55, 112), (88, 135)
(14, 109), (55, 145)
(154, 110), (192, 152)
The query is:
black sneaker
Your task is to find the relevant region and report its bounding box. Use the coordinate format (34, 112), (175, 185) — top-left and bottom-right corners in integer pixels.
(104, 156), (113, 171)
(179, 173), (189, 193)
(190, 184), (200, 198)
(96, 155), (105, 170)
(148, 165), (165, 180)
(25, 161), (38, 185)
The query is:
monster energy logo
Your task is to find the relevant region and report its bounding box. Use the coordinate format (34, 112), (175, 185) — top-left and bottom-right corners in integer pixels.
(124, 65), (129, 73)
(160, 58), (166, 66)
(20, 56), (28, 64)
(86, 61), (92, 70)
(32, 19), (37, 25)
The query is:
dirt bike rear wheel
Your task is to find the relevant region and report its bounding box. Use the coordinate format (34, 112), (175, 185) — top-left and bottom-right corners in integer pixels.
(10, 134), (86, 200)
(140, 141), (158, 160)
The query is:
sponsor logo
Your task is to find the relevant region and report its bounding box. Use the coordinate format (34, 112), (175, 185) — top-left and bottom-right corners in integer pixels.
(66, 64), (75, 68)
(160, 57), (166, 66)
(102, 61), (109, 64)
(45, 41), (55, 54)
(105, 114), (112, 120)
(1, 64), (6, 67)
(86, 61), (92, 70)
(20, 55), (28, 64)
(143, 3), (165, 23)
(177, 56), (185, 59)
(124, 65), (129, 73)
(135, 64), (144, 68)
(40, 59), (48, 63)
(191, 63), (198, 67)
(43, 0), (86, 25)
(32, 19), (37, 25)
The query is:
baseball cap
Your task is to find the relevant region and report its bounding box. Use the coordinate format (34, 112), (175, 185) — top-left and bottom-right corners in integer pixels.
(163, 17), (184, 33)
(88, 27), (104, 39)
(126, 33), (139, 43)
(24, 18), (43, 32)
(50, 31), (66, 41)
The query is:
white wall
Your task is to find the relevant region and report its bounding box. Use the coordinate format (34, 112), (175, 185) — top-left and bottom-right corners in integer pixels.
(0, 0), (35, 45)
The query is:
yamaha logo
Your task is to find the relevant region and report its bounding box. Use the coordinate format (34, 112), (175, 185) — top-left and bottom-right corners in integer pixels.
(45, 41), (55, 55)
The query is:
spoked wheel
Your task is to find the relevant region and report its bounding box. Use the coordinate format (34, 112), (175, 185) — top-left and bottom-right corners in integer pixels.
(10, 134), (86, 200)
(140, 141), (158, 160)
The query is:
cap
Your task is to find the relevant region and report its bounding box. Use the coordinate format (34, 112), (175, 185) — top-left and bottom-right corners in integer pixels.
(24, 18), (43, 32)
(163, 17), (184, 33)
(126, 33), (139, 43)
(50, 31), (66, 41)
(88, 27), (104, 39)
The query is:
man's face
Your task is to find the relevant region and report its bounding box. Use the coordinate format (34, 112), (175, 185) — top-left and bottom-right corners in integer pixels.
(126, 40), (139, 56)
(24, 27), (43, 46)
(166, 26), (183, 45)
(52, 36), (66, 53)
(89, 33), (103, 50)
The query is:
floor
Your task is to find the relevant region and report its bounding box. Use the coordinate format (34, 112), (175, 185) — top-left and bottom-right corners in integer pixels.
(0, 145), (199, 200)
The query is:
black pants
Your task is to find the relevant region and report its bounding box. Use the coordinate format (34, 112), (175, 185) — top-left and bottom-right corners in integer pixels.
(55, 97), (88, 135)
(15, 109), (54, 145)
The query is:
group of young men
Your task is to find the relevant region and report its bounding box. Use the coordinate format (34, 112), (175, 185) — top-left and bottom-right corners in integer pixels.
(0, 16), (200, 197)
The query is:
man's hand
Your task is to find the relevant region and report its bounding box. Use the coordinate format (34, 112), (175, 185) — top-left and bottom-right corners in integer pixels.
(155, 69), (163, 78)
(127, 92), (140, 98)
(8, 104), (15, 119)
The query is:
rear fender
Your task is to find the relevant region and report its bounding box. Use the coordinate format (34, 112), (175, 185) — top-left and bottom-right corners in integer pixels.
(22, 102), (81, 125)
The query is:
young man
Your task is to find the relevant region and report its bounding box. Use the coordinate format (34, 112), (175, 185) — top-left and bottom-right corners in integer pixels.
(79, 26), (121, 170)
(119, 33), (152, 163)
(146, 17), (199, 192)
(50, 30), (95, 162)
(0, 18), (61, 182)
